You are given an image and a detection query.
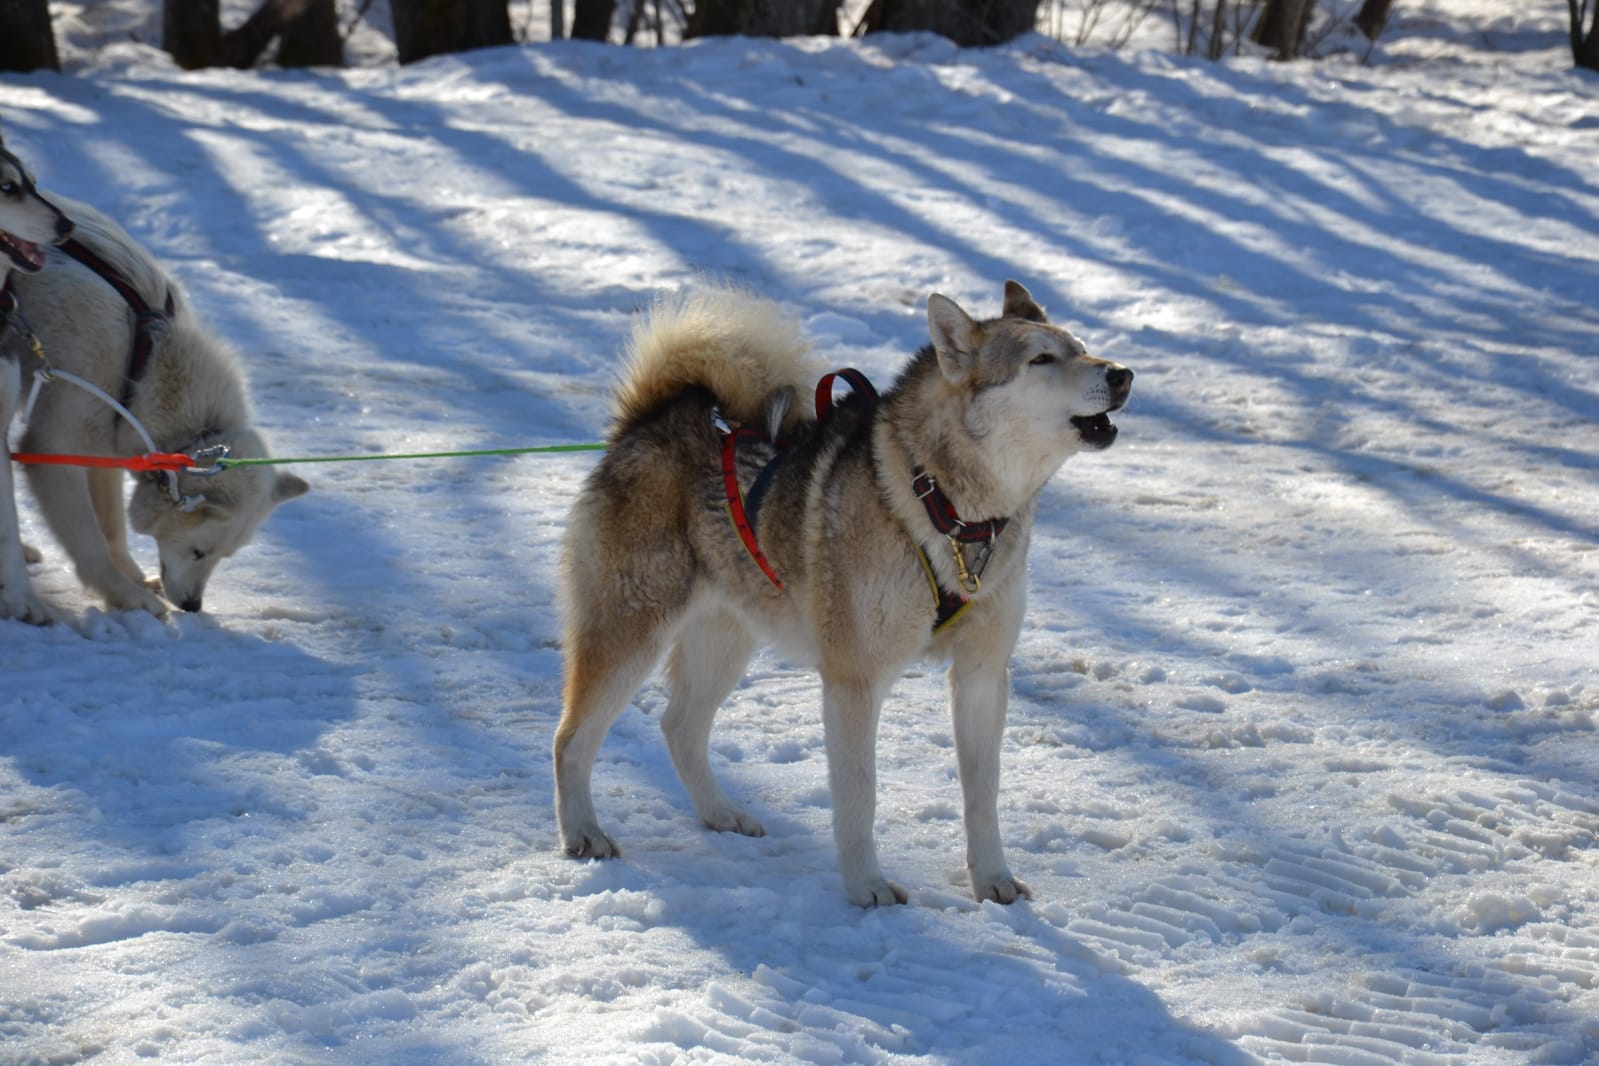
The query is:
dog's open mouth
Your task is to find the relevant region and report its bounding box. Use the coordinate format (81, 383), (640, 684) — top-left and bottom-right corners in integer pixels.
(1070, 412), (1118, 450)
(0, 230), (47, 272)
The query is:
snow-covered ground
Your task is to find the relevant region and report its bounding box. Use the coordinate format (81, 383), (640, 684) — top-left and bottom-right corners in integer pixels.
(3, 2), (1597, 1062)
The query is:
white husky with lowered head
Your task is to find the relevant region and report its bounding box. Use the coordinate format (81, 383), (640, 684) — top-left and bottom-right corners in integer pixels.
(3, 182), (307, 621)
(554, 281), (1132, 906)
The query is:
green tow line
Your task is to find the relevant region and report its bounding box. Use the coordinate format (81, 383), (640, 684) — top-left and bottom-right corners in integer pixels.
(213, 443), (608, 468)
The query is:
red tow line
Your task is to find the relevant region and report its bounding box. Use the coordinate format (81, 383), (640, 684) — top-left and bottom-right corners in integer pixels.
(8, 451), (199, 472)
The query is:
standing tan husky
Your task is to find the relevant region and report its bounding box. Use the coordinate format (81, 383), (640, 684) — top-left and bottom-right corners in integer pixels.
(554, 281), (1133, 906)
(2, 187), (308, 621)
(1, 132), (74, 624)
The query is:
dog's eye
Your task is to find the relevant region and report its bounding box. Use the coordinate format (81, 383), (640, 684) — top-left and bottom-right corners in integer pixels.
(0, 182), (17, 196)
(191, 549), (209, 562)
(1029, 353), (1055, 367)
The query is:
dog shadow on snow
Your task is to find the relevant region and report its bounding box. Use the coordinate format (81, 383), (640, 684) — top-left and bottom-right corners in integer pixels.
(0, 611), (361, 873)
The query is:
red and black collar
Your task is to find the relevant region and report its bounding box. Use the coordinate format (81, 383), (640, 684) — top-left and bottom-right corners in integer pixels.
(910, 468), (1008, 545)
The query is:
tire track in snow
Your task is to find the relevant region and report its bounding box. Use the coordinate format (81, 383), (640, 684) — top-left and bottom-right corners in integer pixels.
(1233, 781), (1598, 1063)
(965, 772), (1599, 1063)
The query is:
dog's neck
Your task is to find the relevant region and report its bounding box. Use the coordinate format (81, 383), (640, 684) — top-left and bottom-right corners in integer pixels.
(878, 353), (1041, 525)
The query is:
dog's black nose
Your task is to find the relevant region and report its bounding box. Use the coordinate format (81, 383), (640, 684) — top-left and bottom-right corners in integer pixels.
(180, 597), (203, 613)
(1107, 366), (1133, 393)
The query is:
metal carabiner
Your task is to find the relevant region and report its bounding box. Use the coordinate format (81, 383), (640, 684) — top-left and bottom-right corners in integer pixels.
(184, 443), (232, 478)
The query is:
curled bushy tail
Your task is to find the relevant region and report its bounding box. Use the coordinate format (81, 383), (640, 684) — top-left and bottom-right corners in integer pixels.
(611, 286), (824, 437)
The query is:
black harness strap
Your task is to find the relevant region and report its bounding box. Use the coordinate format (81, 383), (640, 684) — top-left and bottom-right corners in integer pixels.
(58, 238), (174, 409)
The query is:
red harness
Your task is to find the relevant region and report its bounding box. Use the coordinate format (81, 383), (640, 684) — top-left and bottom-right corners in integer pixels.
(720, 423), (786, 589)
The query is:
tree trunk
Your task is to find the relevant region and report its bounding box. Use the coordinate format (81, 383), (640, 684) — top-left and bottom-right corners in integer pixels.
(277, 0), (343, 66)
(0, 0), (60, 72)
(164, 0), (223, 70)
(857, 0), (1038, 47)
(1570, 0), (1599, 72)
(570, 0), (615, 41)
(1353, 0), (1391, 41)
(1251, 0), (1315, 60)
(391, 0), (513, 64)
(688, 0), (837, 38)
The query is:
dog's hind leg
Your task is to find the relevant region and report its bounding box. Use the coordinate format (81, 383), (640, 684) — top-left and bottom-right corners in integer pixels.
(555, 608), (678, 860)
(662, 609), (764, 837)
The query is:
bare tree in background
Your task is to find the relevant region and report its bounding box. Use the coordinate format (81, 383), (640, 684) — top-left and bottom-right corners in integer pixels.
(1569, 0), (1599, 71)
(1058, 0), (1159, 48)
(687, 0), (839, 38)
(1354, 0), (1391, 40)
(0, 0), (61, 72)
(163, 0), (341, 68)
(390, 0), (512, 63)
(165, 0), (223, 69)
(856, 0), (1041, 46)
(571, 0), (617, 40)
(1251, 0), (1315, 59)
(223, 0), (342, 66)
(1171, 0), (1255, 60)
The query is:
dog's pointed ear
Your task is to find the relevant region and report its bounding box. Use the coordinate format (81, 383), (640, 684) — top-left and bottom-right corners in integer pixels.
(928, 294), (981, 384)
(274, 472), (310, 504)
(1002, 280), (1048, 323)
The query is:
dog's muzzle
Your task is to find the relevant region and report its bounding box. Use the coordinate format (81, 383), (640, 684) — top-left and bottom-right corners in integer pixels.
(1071, 366), (1133, 450)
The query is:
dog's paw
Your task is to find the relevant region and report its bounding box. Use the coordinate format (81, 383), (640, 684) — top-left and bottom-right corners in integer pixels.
(846, 878), (909, 908)
(703, 806), (766, 838)
(0, 585), (53, 626)
(562, 827), (622, 860)
(103, 582), (173, 618)
(972, 872), (1032, 905)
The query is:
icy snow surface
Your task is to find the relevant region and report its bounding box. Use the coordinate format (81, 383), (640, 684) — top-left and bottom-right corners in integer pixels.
(2, 2), (1597, 1063)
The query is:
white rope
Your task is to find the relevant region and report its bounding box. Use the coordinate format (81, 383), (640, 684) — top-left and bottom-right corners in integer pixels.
(24, 367), (202, 510)
(29, 368), (158, 453)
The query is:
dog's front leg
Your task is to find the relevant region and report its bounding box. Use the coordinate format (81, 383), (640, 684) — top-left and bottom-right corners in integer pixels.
(0, 363), (50, 623)
(822, 675), (906, 906)
(88, 467), (155, 589)
(23, 463), (170, 617)
(951, 633), (1031, 905)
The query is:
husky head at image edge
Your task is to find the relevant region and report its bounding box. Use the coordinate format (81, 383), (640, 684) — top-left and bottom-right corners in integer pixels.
(0, 126), (73, 281)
